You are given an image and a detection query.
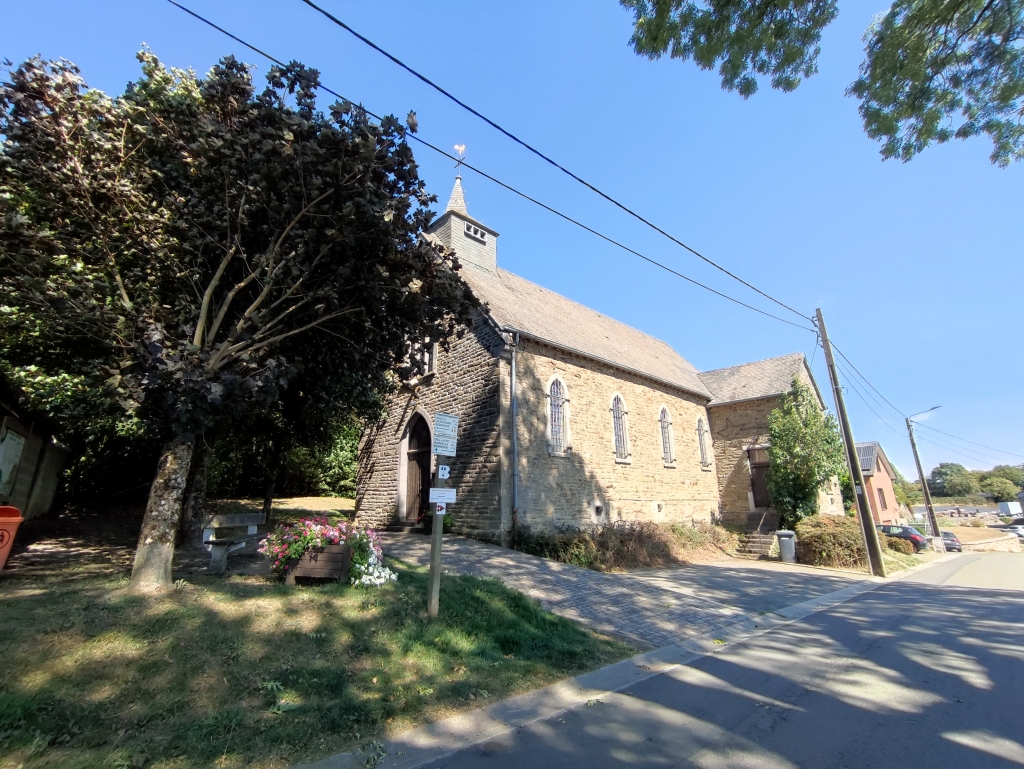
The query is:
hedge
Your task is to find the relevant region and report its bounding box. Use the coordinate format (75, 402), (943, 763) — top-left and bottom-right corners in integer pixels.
(794, 515), (866, 569)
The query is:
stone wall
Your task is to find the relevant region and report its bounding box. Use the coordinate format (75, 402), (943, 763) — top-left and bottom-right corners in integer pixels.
(962, 533), (1022, 553)
(707, 398), (773, 515)
(356, 313), (505, 541)
(707, 392), (844, 522)
(510, 338), (719, 531)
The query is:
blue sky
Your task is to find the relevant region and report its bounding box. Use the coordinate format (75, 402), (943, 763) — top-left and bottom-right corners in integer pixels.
(6, 0), (1022, 478)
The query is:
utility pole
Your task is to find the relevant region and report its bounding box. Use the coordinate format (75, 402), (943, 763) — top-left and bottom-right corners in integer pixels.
(906, 413), (942, 539)
(816, 309), (887, 578)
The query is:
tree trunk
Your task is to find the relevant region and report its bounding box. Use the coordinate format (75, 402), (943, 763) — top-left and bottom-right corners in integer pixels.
(262, 460), (278, 520)
(130, 435), (195, 591)
(180, 438), (210, 548)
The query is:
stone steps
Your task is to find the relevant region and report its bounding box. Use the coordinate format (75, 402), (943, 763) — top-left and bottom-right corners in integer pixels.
(736, 532), (775, 558)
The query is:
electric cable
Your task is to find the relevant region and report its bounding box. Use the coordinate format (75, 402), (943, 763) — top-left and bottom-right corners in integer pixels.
(915, 423), (1024, 460)
(164, 0), (815, 333)
(298, 0), (814, 324)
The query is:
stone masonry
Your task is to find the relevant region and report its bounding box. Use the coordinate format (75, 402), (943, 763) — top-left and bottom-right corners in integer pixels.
(356, 313), (507, 542)
(511, 338), (719, 530)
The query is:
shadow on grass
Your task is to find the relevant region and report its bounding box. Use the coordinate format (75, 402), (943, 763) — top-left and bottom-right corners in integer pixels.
(0, 561), (631, 769)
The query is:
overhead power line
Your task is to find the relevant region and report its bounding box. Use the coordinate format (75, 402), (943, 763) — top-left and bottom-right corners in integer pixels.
(298, 0), (813, 324)
(831, 343), (907, 418)
(164, 0), (815, 333)
(915, 423), (1024, 461)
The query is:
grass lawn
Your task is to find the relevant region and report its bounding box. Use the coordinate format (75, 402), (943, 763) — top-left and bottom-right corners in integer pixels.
(0, 561), (632, 769)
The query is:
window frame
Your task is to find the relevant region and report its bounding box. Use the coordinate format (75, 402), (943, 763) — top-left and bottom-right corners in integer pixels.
(610, 393), (631, 464)
(545, 375), (571, 457)
(877, 487), (887, 511)
(658, 406), (675, 467)
(697, 417), (713, 470)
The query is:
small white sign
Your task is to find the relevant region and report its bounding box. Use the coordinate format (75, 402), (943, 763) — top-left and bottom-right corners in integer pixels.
(437, 465), (451, 480)
(434, 413), (459, 438)
(429, 487), (457, 504)
(433, 436), (457, 456)
(435, 502), (446, 516)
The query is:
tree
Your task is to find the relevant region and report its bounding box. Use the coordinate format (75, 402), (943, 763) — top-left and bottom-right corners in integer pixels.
(620, 0), (1024, 165)
(1, 53), (473, 589)
(890, 464), (922, 507)
(980, 475), (1020, 502)
(983, 464), (1024, 489)
(766, 377), (846, 529)
(927, 462), (977, 496)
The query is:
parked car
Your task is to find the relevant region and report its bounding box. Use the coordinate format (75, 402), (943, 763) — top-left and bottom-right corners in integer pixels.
(940, 530), (962, 553)
(1005, 524), (1024, 541)
(877, 524), (931, 553)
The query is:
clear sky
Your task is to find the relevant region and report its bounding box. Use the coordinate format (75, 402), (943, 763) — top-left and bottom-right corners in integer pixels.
(6, 0), (1022, 479)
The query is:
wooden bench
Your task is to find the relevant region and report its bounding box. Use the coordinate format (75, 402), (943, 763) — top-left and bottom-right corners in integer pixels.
(202, 512), (266, 574)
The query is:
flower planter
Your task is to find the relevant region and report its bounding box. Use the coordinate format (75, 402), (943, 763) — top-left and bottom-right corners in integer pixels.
(285, 543), (353, 585)
(0, 506), (24, 571)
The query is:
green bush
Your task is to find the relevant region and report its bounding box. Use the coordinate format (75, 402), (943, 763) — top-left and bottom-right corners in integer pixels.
(885, 536), (915, 555)
(794, 515), (866, 569)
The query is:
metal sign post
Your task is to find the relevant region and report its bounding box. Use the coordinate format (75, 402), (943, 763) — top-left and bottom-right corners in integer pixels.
(427, 413), (458, 617)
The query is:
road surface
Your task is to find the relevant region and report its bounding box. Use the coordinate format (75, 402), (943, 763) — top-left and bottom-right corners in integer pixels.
(429, 553), (1024, 768)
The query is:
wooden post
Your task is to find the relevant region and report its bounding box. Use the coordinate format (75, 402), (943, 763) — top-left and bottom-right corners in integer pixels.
(427, 465), (446, 617)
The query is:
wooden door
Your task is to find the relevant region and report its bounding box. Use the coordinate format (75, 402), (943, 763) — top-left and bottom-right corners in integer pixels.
(748, 448), (771, 509)
(405, 416), (432, 521)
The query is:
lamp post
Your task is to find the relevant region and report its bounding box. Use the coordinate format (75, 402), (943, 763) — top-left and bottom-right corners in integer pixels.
(907, 407), (941, 538)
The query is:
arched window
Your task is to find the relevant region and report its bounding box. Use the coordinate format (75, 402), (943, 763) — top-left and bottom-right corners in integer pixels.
(611, 395), (630, 461)
(659, 407), (674, 465)
(548, 378), (567, 454)
(697, 417), (712, 467)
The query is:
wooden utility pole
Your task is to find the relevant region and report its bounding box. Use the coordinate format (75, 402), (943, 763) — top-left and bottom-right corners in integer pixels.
(815, 309), (887, 578)
(906, 418), (941, 539)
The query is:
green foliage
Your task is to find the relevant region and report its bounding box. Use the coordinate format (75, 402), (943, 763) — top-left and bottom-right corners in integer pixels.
(621, 0), (838, 96)
(209, 417), (360, 498)
(983, 464), (1024, 489)
(794, 515), (866, 569)
(928, 462), (978, 496)
(849, 0), (1024, 166)
(980, 475), (1021, 502)
(621, 0), (1024, 164)
(885, 535), (915, 555)
(766, 377), (846, 530)
(0, 52), (473, 473)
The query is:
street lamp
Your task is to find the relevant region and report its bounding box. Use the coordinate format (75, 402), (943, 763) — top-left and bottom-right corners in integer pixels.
(907, 407), (942, 538)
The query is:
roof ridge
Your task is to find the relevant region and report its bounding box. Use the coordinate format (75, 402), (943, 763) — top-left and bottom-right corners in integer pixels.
(700, 351), (805, 377)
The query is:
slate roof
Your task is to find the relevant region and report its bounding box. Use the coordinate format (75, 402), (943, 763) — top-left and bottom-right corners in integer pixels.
(856, 441), (895, 479)
(698, 353), (813, 406)
(460, 267), (712, 399)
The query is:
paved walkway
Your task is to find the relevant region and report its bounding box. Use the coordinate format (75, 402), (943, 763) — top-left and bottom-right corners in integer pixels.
(382, 534), (869, 649)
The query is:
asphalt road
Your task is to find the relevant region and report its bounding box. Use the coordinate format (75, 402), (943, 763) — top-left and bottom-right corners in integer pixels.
(429, 553), (1024, 768)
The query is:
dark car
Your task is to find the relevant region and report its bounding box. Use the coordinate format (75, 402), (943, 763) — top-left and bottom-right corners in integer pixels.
(877, 524), (931, 553)
(940, 530), (962, 553)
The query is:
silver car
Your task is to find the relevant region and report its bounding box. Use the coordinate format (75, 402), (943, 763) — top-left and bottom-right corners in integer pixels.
(1005, 524), (1024, 541)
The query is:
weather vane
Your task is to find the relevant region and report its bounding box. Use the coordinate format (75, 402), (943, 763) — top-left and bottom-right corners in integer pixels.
(454, 144), (466, 175)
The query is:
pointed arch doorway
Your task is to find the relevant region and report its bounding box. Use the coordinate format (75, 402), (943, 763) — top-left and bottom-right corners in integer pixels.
(402, 414), (432, 522)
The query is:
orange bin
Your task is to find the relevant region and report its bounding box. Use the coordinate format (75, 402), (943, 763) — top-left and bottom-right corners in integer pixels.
(0, 506), (24, 571)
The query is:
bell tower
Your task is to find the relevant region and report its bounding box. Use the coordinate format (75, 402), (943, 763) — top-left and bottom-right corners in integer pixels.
(427, 154), (498, 274)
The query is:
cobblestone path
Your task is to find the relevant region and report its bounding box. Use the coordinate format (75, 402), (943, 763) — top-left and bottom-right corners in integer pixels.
(382, 534), (866, 649)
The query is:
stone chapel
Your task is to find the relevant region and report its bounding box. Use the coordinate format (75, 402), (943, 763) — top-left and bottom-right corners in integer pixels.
(355, 177), (842, 546)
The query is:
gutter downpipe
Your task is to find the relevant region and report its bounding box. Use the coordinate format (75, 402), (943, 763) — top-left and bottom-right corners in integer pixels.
(509, 332), (520, 536)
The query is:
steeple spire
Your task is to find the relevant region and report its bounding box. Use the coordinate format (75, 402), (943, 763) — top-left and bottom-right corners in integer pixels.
(446, 175), (468, 215)
(446, 144), (468, 215)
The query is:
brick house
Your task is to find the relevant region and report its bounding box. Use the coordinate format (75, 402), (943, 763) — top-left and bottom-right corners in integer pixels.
(855, 442), (902, 524)
(356, 178), (839, 545)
